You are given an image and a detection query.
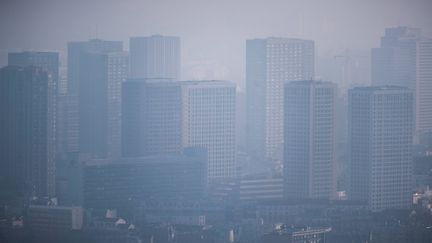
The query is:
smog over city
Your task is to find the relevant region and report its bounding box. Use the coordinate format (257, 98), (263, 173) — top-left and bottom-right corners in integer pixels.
(1, 0), (432, 242)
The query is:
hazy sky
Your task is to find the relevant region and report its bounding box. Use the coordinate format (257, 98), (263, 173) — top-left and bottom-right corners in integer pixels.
(1, 0), (431, 85)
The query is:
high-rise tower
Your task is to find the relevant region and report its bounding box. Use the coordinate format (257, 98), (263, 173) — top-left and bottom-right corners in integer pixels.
(181, 81), (237, 181)
(0, 66), (56, 201)
(349, 86), (413, 211)
(122, 80), (236, 181)
(122, 79), (183, 157)
(67, 39), (127, 158)
(246, 38), (314, 164)
(130, 35), (180, 80)
(284, 80), (336, 199)
(372, 26), (432, 139)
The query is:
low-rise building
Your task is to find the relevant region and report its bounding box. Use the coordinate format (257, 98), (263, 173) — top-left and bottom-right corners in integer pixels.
(27, 205), (83, 233)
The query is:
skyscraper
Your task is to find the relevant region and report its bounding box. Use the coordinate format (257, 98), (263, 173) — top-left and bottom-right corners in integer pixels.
(122, 79), (183, 157)
(0, 66), (56, 201)
(78, 50), (128, 158)
(371, 27), (420, 89)
(246, 38), (314, 164)
(416, 39), (432, 138)
(68, 39), (123, 95)
(7, 51), (64, 157)
(130, 35), (180, 79)
(67, 39), (123, 155)
(122, 80), (236, 181)
(372, 26), (432, 138)
(284, 80), (336, 199)
(349, 86), (413, 211)
(8, 51), (59, 88)
(181, 81), (237, 181)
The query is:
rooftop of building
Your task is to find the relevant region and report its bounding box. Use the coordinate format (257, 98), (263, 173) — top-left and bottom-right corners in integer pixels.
(284, 80), (335, 86)
(0, 65), (50, 73)
(85, 149), (207, 167)
(180, 80), (236, 87)
(124, 79), (235, 87)
(247, 37), (314, 43)
(256, 198), (367, 207)
(349, 85), (411, 92)
(384, 26), (422, 38)
(130, 35), (180, 40)
(140, 199), (225, 209)
(8, 51), (59, 56)
(68, 39), (123, 44)
(28, 205), (82, 211)
(125, 78), (176, 83)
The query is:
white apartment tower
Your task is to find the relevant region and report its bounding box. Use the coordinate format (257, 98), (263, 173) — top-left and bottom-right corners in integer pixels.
(416, 39), (432, 138)
(246, 37), (314, 164)
(130, 35), (180, 80)
(122, 79), (236, 182)
(181, 81), (237, 181)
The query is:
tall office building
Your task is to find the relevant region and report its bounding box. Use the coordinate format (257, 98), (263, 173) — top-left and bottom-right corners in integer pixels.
(7, 51), (63, 157)
(122, 80), (236, 181)
(8, 51), (59, 87)
(0, 66), (56, 201)
(371, 27), (420, 89)
(78, 51), (128, 158)
(246, 38), (314, 164)
(349, 86), (413, 211)
(57, 94), (79, 155)
(284, 80), (336, 199)
(130, 35), (180, 79)
(372, 26), (432, 138)
(68, 39), (123, 94)
(416, 39), (432, 138)
(66, 39), (123, 155)
(181, 81), (237, 181)
(122, 79), (183, 157)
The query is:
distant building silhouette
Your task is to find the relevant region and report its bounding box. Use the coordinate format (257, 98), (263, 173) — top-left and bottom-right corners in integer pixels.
(122, 78), (183, 157)
(80, 51), (128, 158)
(83, 148), (207, 214)
(27, 205), (84, 233)
(372, 26), (432, 139)
(416, 39), (432, 140)
(239, 177), (284, 201)
(130, 35), (180, 80)
(182, 80), (237, 181)
(8, 51), (59, 88)
(67, 39), (127, 158)
(246, 37), (314, 165)
(348, 86), (413, 211)
(66, 39), (123, 156)
(0, 66), (56, 202)
(55, 154), (83, 206)
(122, 79), (236, 181)
(68, 39), (123, 95)
(7, 51), (67, 158)
(283, 80), (336, 200)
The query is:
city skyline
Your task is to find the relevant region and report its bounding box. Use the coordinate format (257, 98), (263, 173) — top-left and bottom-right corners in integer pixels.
(1, 1), (432, 242)
(1, 0), (432, 86)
